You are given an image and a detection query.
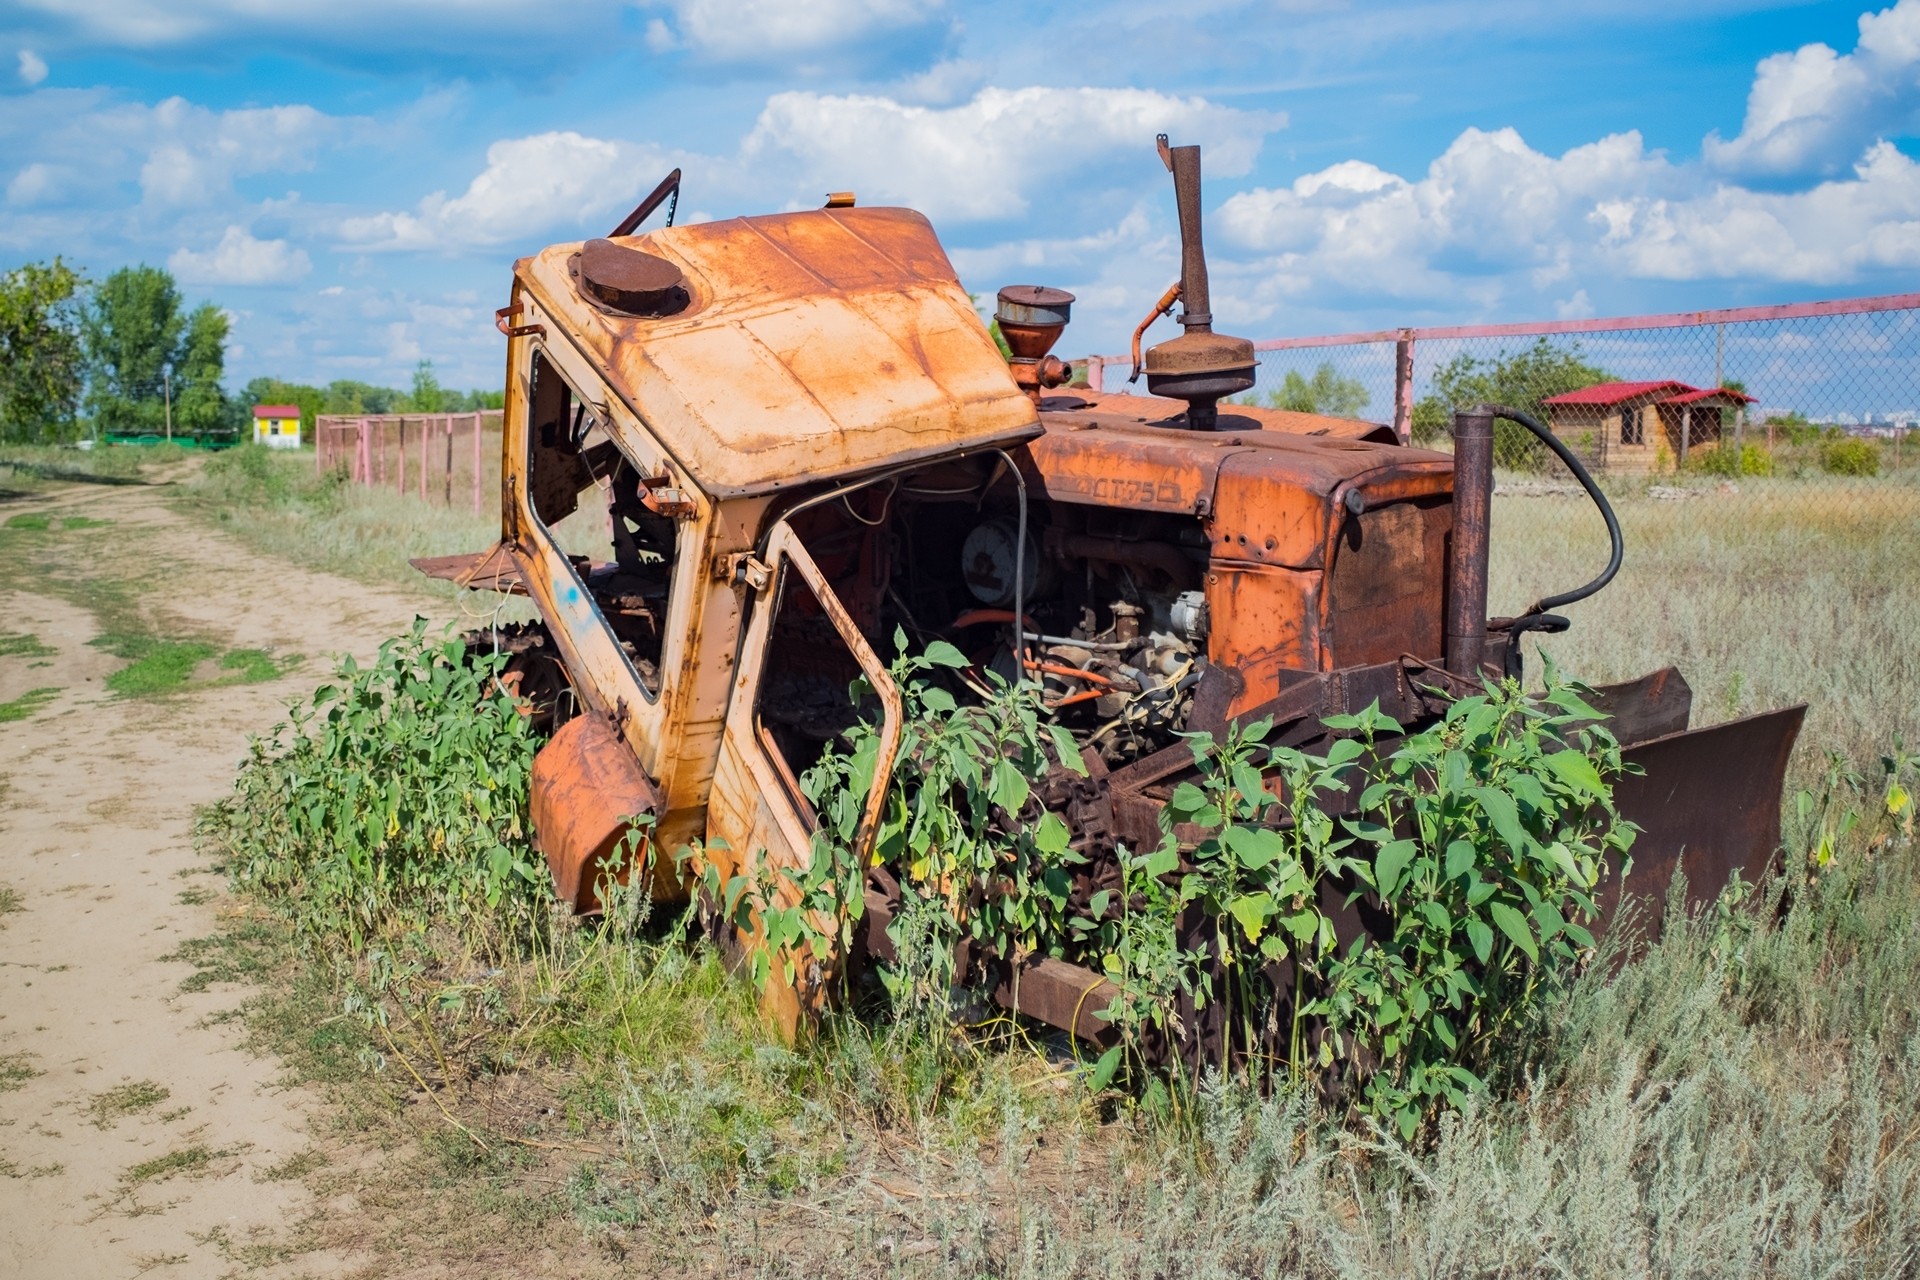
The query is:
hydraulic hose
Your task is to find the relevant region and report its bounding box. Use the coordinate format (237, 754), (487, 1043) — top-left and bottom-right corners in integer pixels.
(1480, 404), (1623, 618)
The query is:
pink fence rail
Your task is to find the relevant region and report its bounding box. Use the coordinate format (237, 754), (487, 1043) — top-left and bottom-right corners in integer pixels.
(314, 411), (503, 516)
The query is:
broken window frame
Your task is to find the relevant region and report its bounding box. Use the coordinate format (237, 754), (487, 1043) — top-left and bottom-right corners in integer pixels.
(514, 337), (696, 726)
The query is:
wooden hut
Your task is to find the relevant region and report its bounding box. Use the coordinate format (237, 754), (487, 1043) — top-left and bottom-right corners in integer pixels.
(1655, 387), (1755, 466)
(1541, 381), (1691, 473)
(1543, 381), (1756, 472)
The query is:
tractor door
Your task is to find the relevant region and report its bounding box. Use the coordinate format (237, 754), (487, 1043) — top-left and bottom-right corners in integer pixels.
(706, 519), (901, 1032)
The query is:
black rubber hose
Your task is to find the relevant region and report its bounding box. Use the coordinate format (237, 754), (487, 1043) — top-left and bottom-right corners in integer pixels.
(1481, 404), (1623, 615)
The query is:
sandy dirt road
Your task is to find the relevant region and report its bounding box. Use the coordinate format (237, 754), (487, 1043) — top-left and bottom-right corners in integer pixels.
(0, 474), (457, 1278)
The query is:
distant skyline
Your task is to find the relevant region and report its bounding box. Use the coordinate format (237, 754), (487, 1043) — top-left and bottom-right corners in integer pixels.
(3, 0), (1917, 392)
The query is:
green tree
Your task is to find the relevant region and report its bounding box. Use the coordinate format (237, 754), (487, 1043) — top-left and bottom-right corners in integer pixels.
(0, 258), (88, 444)
(173, 303), (230, 439)
(84, 265), (185, 436)
(446, 387), (504, 411)
(1410, 338), (1613, 467)
(1265, 361), (1370, 417)
(409, 359), (444, 413)
(323, 380), (399, 415)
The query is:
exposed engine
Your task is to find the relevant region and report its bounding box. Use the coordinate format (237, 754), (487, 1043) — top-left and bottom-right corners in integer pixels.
(752, 474), (1216, 772)
(951, 512), (1210, 765)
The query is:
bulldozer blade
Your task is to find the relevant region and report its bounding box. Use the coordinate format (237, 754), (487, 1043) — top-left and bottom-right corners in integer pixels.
(1595, 704), (1806, 939)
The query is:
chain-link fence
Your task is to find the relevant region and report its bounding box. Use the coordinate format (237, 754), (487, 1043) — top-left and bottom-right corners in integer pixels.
(1085, 295), (1920, 764)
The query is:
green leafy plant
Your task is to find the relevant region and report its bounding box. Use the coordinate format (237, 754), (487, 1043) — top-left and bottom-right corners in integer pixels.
(1087, 669), (1637, 1135)
(735, 636), (1085, 1023)
(202, 618), (544, 944)
(793, 642), (1638, 1136)
(1687, 441), (1774, 477)
(1819, 436), (1880, 477)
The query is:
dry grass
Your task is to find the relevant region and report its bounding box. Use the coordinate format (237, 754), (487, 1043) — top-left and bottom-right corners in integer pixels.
(163, 445), (1920, 1277)
(1492, 476), (1920, 768)
(174, 446), (504, 602)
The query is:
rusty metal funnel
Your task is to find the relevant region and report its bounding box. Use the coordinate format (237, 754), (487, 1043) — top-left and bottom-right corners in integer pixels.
(996, 285), (1075, 403)
(1142, 136), (1255, 430)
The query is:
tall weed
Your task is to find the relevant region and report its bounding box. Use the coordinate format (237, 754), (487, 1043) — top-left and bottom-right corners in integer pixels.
(202, 618), (544, 945)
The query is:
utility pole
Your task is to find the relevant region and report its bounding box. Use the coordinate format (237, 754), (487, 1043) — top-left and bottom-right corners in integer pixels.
(163, 370), (172, 442)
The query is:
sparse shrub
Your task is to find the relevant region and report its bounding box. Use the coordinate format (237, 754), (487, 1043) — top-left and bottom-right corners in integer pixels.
(1688, 442), (1774, 477)
(778, 644), (1636, 1137)
(202, 618), (543, 943)
(1819, 436), (1880, 477)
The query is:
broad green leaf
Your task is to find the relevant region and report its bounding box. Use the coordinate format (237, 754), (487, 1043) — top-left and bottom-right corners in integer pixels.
(1444, 839), (1475, 880)
(1542, 748), (1605, 798)
(1532, 896), (1566, 940)
(1033, 811), (1071, 857)
(1167, 781), (1211, 823)
(1489, 901), (1537, 961)
(1048, 724), (1088, 776)
(1089, 1045), (1124, 1090)
(1469, 786), (1530, 854)
(1231, 762), (1267, 809)
(1223, 824), (1285, 870)
(1324, 737), (1365, 768)
(990, 760), (1030, 814)
(1227, 891), (1275, 942)
(1466, 917), (1494, 964)
(1375, 839), (1417, 897)
(1544, 684), (1605, 723)
(921, 640), (970, 668)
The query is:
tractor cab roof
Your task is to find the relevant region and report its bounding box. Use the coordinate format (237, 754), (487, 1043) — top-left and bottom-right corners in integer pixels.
(515, 206), (1041, 499)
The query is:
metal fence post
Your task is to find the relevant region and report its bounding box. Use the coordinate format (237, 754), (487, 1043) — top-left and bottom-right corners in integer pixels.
(1394, 333), (1415, 445)
(472, 412), (484, 516)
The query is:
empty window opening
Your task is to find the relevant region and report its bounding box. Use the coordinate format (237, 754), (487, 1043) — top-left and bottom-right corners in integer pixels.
(525, 349), (678, 694)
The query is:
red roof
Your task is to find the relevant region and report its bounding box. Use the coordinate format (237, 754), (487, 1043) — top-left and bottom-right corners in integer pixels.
(252, 404), (301, 418)
(1662, 387), (1755, 405)
(1541, 380), (1694, 407)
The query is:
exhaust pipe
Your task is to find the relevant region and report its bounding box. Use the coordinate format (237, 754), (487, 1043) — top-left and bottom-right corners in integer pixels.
(1140, 136), (1256, 431)
(1446, 406), (1493, 678)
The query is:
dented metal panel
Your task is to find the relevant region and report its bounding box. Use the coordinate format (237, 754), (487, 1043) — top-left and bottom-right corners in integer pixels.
(515, 207), (1042, 499)
(530, 713), (661, 913)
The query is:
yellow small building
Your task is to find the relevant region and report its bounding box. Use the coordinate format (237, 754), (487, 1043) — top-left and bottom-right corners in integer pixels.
(252, 404), (302, 449)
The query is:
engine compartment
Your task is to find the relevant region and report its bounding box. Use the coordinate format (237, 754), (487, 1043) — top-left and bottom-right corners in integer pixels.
(759, 469), (1216, 773)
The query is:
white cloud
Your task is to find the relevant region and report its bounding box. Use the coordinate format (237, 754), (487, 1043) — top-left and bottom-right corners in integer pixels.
(894, 57), (984, 106)
(10, 0), (621, 48)
(17, 50), (48, 84)
(169, 225), (313, 284)
(643, 18), (678, 52)
(1215, 124), (1920, 308)
(1705, 0), (1920, 178)
(1605, 141), (1920, 282)
(133, 97), (338, 206)
(6, 161), (67, 204)
(648, 0), (944, 59)
(745, 86), (1283, 221)
(337, 131), (670, 250)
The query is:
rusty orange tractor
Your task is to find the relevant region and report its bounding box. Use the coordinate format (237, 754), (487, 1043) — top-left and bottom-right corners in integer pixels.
(419, 138), (1801, 1047)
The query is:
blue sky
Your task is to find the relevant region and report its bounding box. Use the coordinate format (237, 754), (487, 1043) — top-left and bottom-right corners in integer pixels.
(2, 0), (1915, 393)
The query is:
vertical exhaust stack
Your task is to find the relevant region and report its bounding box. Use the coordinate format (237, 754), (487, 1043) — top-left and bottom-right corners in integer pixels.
(1446, 406), (1494, 677)
(1142, 135), (1256, 431)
